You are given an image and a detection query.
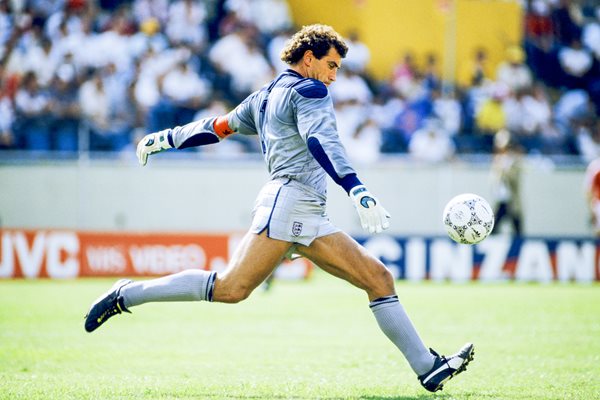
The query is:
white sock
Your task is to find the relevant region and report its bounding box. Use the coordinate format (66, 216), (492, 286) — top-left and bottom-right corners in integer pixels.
(121, 269), (216, 308)
(370, 295), (436, 376)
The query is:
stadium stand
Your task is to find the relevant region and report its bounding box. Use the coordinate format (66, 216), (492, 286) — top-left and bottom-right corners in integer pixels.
(0, 0), (598, 162)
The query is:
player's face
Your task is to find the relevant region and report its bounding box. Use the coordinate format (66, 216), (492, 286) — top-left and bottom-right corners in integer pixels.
(307, 47), (341, 86)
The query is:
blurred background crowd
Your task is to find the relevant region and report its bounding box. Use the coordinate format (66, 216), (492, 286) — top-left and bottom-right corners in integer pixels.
(0, 0), (598, 164)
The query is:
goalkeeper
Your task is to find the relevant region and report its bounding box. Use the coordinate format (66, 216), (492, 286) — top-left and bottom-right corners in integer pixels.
(85, 24), (473, 393)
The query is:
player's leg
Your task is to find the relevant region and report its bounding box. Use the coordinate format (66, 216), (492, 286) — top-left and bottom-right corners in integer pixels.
(510, 207), (523, 236)
(211, 230), (292, 303)
(295, 231), (435, 374)
(85, 231), (291, 332)
(123, 230), (291, 305)
(492, 202), (507, 234)
(296, 232), (473, 392)
(296, 231), (394, 300)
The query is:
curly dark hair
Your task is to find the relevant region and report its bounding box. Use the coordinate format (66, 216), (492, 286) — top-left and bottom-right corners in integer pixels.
(280, 24), (348, 65)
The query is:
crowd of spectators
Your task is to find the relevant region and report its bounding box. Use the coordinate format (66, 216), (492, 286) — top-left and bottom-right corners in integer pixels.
(0, 0), (598, 164)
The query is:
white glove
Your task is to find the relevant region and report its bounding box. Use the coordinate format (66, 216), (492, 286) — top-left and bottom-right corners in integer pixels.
(350, 185), (391, 234)
(136, 130), (173, 166)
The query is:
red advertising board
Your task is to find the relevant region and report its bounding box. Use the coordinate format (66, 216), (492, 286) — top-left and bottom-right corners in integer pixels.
(0, 229), (311, 279)
(79, 231), (229, 277)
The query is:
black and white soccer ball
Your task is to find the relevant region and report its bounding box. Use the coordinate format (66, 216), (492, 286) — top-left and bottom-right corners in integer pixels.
(443, 193), (495, 244)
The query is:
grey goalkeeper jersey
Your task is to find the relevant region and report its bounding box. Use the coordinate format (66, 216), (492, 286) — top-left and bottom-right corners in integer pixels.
(169, 69), (359, 196)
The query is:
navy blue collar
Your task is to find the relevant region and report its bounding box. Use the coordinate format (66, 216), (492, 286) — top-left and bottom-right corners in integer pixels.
(285, 69), (305, 79)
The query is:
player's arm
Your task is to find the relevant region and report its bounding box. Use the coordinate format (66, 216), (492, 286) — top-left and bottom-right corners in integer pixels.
(136, 115), (233, 165)
(137, 95), (258, 166)
(293, 80), (390, 234)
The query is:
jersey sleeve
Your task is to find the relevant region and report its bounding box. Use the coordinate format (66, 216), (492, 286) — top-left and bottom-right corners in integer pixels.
(169, 93), (259, 149)
(169, 116), (221, 149)
(227, 93), (259, 136)
(292, 79), (361, 193)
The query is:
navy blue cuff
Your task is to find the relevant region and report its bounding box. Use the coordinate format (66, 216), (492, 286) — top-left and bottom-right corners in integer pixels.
(340, 174), (362, 194)
(167, 131), (175, 148)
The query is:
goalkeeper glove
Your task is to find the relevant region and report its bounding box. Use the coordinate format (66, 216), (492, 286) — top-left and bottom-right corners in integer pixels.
(350, 185), (391, 234)
(136, 130), (173, 166)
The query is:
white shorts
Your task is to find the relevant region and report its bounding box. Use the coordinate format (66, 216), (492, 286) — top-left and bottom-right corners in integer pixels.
(250, 178), (340, 247)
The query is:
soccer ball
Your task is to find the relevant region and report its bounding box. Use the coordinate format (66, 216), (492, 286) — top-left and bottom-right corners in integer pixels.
(443, 193), (495, 244)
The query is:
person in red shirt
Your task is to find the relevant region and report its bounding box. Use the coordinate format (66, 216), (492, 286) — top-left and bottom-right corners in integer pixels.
(584, 157), (600, 235)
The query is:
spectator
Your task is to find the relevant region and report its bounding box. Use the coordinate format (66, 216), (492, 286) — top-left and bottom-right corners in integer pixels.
(553, 88), (592, 138)
(103, 62), (132, 109)
(13, 71), (52, 150)
(129, 17), (169, 59)
(51, 17), (91, 71)
(502, 90), (529, 143)
(558, 38), (594, 89)
(422, 52), (440, 91)
(496, 46), (533, 92)
(335, 99), (367, 142)
(524, 0), (554, 47)
(229, 39), (273, 98)
(0, 71), (14, 149)
(371, 91), (407, 154)
(584, 155), (600, 235)
(432, 88), (461, 137)
(458, 47), (493, 88)
(475, 85), (507, 151)
(0, 1), (14, 48)
(267, 28), (294, 73)
(28, 1), (63, 20)
(343, 118), (382, 165)
(136, 45), (191, 129)
(208, 25), (254, 100)
(79, 69), (131, 152)
(53, 51), (83, 87)
(581, 7), (600, 60)
(576, 119), (600, 163)
(408, 119), (455, 163)
(330, 68), (372, 105)
(88, 9), (135, 73)
(48, 71), (81, 152)
(461, 73), (494, 133)
(521, 83), (562, 153)
(393, 93), (433, 146)
(490, 129), (523, 236)
(335, 99), (380, 163)
(551, 0), (583, 46)
(19, 31), (56, 87)
(344, 29), (370, 74)
(160, 59), (212, 126)
(132, 0), (169, 26)
(391, 51), (419, 99)
(44, 3), (86, 43)
(223, 0), (292, 39)
(166, 0), (209, 52)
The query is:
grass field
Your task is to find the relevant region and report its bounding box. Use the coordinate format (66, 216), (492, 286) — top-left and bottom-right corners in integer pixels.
(1, 272), (599, 400)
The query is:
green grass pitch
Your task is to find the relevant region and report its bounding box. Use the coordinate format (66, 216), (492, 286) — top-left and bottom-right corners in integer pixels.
(1, 272), (599, 400)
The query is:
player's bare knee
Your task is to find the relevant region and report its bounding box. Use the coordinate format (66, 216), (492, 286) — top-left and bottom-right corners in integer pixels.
(213, 278), (253, 303)
(223, 284), (254, 303)
(366, 262), (396, 297)
(378, 265), (395, 288)
(231, 289), (252, 303)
